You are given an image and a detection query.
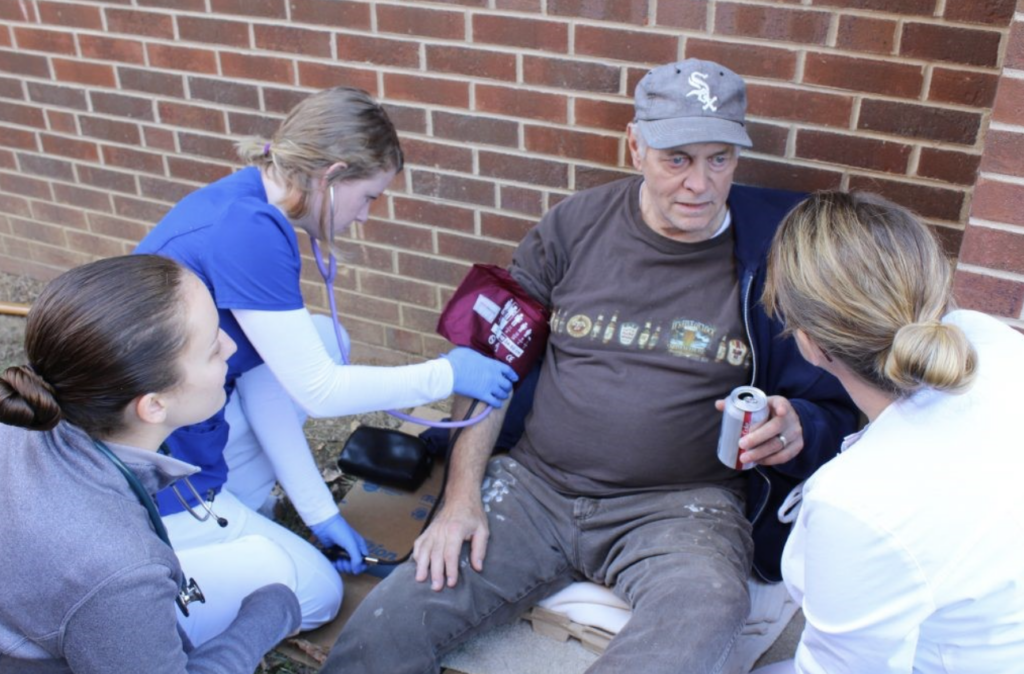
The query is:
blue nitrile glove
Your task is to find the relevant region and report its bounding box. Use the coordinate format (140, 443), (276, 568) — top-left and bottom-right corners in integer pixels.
(309, 514), (369, 575)
(442, 347), (518, 408)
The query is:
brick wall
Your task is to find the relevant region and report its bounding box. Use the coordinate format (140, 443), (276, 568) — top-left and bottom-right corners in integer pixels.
(0, 0), (1019, 362)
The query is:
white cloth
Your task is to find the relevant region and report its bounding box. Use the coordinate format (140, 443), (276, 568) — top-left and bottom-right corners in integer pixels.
(233, 307), (453, 417)
(781, 310), (1024, 674)
(165, 490), (342, 643)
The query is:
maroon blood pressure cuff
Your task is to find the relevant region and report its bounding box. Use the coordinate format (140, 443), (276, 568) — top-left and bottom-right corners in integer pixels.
(437, 264), (550, 387)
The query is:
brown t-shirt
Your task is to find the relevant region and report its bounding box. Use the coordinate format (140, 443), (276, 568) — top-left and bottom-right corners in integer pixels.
(510, 176), (749, 496)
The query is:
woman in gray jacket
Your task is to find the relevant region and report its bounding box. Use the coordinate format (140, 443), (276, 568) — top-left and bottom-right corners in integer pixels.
(0, 255), (300, 673)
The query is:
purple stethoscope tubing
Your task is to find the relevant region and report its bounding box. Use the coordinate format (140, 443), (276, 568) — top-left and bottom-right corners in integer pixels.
(309, 236), (492, 429)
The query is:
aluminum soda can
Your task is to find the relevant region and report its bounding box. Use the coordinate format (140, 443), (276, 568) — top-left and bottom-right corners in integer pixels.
(717, 386), (769, 471)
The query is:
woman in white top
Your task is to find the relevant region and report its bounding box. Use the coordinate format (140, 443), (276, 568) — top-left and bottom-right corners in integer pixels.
(753, 191), (1024, 674)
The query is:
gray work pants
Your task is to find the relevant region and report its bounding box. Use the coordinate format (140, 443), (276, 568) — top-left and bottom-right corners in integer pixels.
(323, 456), (754, 674)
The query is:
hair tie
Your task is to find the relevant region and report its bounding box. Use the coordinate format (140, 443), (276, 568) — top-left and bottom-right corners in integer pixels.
(263, 142), (271, 156)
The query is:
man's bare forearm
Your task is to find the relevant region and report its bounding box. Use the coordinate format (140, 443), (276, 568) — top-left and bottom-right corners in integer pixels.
(445, 394), (511, 503)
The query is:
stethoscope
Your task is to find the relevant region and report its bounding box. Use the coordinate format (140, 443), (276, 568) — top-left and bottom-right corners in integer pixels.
(310, 184), (491, 429)
(92, 440), (208, 616)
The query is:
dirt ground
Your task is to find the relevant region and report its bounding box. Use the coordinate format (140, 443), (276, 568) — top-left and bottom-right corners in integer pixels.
(0, 270), (432, 673)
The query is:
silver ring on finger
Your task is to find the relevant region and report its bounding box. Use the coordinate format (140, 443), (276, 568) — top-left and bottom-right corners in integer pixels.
(778, 433), (788, 449)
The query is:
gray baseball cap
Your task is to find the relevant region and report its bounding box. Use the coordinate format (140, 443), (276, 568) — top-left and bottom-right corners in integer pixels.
(633, 59), (752, 150)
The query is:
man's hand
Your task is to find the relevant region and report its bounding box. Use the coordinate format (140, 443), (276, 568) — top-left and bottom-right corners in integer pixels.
(715, 395), (804, 466)
(412, 495), (489, 591)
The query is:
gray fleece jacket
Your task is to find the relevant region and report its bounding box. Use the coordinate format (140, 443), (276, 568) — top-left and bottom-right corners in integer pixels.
(0, 421), (300, 673)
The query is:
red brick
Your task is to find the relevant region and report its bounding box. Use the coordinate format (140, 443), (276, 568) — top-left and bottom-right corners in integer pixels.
(401, 304), (443, 334)
(971, 177), (1024, 226)
(137, 176), (195, 203)
(716, 3), (830, 44)
(210, 0), (286, 18)
(685, 39), (798, 81)
(931, 222), (965, 261)
(848, 175), (964, 222)
(384, 73), (469, 108)
(481, 212), (536, 242)
(0, 28), (9, 49)
(167, 157), (233, 184)
(177, 16), (250, 48)
(952, 270), (1024, 317)
(142, 125), (175, 152)
(147, 44), (218, 74)
(40, 133), (99, 162)
(263, 87), (308, 115)
(0, 126), (38, 151)
(858, 100), (980, 145)
(944, 0), (1015, 26)
(338, 291), (401, 325)
(29, 201), (84, 229)
(476, 84), (568, 124)
(430, 111), (516, 147)
(88, 212), (149, 241)
(113, 194), (171, 223)
(384, 326), (428, 357)
(78, 35), (145, 65)
(836, 15), (896, 55)
(105, 8), (175, 39)
(497, 183), (540, 215)
(14, 217), (68, 246)
(734, 157), (842, 193)
(221, 52), (295, 84)
(26, 81), (85, 109)
(187, 76), (260, 109)
(297, 62), (377, 92)
(46, 110), (75, 134)
(102, 145), (165, 175)
(412, 171), (495, 207)
(402, 138), (473, 173)
(0, 193), (31, 217)
(1006, 22), (1024, 70)
(0, 49), (51, 78)
(254, 24), (332, 56)
(38, 2), (103, 30)
(66, 231), (127, 258)
(227, 111), (281, 138)
(336, 35), (420, 68)
(0, 101), (45, 127)
(427, 46), (516, 81)
(796, 130), (911, 173)
(0, 75), (21, 99)
(438, 232), (516, 267)
(178, 131), (237, 162)
(525, 126), (619, 165)
(804, 54), (923, 98)
(992, 77), (1024, 126)
(0, 149), (15, 169)
(656, 0), (706, 30)
(0, 172), (52, 200)
(928, 68), (999, 108)
(13, 27), (75, 54)
(918, 148), (981, 185)
(549, 0), (647, 23)
(393, 197), (475, 233)
(494, 0), (543, 10)
(92, 91), (155, 120)
(479, 151), (569, 188)
(118, 67), (185, 98)
(359, 269), (438, 308)
(384, 104), (427, 135)
(900, 23), (1001, 67)
(18, 153), (73, 181)
(746, 121), (789, 157)
(76, 165), (137, 195)
(980, 130), (1024, 178)
(811, 0), (935, 14)
(574, 25), (677, 65)
(378, 5), (465, 40)
(290, 0), (370, 28)
(361, 219), (433, 252)
(0, 1), (36, 20)
(53, 183), (112, 212)
(747, 84), (854, 128)
(523, 56), (621, 94)
(574, 98), (633, 132)
(472, 14), (569, 52)
(139, 0), (205, 9)
(158, 101), (226, 133)
(958, 224), (1024, 274)
(52, 59), (115, 87)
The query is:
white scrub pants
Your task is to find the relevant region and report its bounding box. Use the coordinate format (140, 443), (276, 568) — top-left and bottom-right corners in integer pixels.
(166, 315), (347, 646)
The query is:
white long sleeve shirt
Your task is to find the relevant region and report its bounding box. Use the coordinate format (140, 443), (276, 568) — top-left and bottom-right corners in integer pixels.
(782, 310), (1024, 674)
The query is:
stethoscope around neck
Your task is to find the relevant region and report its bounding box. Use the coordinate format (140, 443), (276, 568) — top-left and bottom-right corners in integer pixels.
(91, 440), (209, 617)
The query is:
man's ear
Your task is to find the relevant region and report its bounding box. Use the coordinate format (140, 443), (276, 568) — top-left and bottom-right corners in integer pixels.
(134, 392), (168, 425)
(626, 125), (644, 171)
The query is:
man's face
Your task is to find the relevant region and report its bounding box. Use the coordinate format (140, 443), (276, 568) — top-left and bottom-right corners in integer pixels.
(628, 127), (739, 243)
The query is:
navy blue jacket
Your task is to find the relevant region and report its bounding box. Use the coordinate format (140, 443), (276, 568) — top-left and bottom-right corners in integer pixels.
(423, 183), (860, 583)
